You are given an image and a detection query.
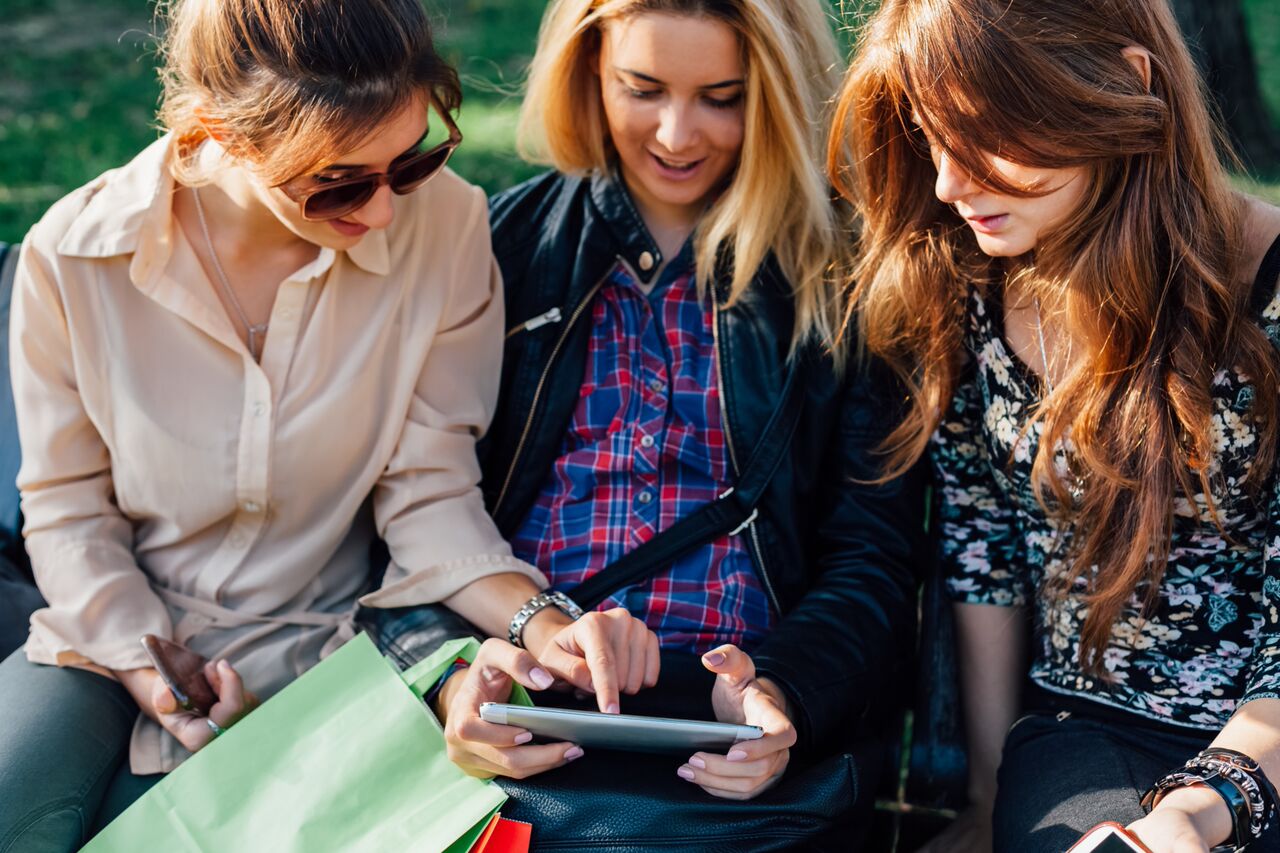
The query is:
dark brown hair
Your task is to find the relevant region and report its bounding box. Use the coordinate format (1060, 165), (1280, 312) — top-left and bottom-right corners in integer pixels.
(829, 0), (1279, 673)
(159, 0), (462, 185)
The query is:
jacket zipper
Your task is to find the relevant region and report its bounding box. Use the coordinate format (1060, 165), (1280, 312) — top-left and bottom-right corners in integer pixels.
(505, 306), (563, 339)
(712, 295), (784, 617)
(494, 275), (609, 517)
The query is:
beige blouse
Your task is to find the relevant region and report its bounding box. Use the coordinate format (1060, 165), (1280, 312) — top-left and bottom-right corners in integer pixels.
(12, 136), (546, 773)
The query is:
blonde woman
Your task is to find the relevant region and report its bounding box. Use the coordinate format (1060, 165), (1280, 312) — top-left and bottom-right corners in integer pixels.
(409, 0), (923, 824)
(0, 0), (656, 848)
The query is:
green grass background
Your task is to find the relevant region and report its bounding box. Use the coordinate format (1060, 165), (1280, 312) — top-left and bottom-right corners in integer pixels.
(0, 0), (1276, 243)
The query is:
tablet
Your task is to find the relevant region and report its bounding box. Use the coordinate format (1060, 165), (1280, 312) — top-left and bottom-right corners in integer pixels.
(478, 703), (764, 753)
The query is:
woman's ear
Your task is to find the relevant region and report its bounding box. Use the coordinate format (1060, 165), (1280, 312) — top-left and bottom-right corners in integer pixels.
(1121, 45), (1152, 91)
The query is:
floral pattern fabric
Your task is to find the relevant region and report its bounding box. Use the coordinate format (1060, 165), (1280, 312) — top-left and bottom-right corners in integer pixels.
(935, 264), (1280, 730)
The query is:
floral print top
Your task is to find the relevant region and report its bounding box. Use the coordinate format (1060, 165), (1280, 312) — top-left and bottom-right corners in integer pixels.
(936, 236), (1280, 730)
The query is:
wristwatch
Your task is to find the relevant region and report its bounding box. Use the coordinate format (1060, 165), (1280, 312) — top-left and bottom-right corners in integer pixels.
(508, 590), (585, 648)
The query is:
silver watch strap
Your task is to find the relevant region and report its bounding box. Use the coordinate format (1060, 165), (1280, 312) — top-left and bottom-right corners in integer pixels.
(508, 590), (585, 648)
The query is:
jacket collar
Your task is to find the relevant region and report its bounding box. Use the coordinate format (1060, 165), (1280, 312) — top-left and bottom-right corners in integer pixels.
(56, 134), (389, 278)
(587, 170), (664, 288)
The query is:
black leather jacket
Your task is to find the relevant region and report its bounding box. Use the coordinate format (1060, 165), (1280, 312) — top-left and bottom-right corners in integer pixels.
(479, 170), (927, 749)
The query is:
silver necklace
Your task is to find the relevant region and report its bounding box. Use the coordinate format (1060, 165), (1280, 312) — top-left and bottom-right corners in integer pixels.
(191, 186), (269, 361)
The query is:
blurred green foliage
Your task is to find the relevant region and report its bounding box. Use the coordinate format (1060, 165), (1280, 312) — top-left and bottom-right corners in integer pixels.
(0, 0), (1275, 243)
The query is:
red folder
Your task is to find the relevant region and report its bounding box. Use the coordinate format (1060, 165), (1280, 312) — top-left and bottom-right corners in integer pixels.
(472, 817), (532, 853)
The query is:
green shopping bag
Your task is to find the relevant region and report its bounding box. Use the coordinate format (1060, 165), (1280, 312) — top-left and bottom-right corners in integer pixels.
(85, 633), (530, 853)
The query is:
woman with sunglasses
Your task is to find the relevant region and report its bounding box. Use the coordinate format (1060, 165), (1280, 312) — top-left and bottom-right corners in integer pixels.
(830, 0), (1280, 851)
(0, 0), (658, 848)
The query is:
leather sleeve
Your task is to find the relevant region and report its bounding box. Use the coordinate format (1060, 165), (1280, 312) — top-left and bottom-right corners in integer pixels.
(751, 360), (928, 751)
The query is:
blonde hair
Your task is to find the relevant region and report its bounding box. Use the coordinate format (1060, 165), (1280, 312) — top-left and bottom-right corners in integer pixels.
(519, 0), (849, 356)
(157, 0), (461, 186)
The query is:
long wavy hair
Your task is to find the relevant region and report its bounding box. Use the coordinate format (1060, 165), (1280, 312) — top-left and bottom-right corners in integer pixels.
(520, 0), (849, 357)
(828, 0), (1279, 672)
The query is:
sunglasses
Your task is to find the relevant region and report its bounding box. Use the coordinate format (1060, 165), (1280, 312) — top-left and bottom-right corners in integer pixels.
(277, 102), (462, 222)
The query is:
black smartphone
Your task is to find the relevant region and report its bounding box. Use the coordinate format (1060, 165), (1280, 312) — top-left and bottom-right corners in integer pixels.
(1069, 823), (1152, 853)
(140, 634), (217, 716)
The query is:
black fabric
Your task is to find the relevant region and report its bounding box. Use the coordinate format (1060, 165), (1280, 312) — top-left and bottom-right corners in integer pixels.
(483, 170), (928, 751)
(0, 554), (43, 661)
(567, 357), (804, 611)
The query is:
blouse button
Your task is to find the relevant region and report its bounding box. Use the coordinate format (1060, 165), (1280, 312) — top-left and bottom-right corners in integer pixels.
(638, 251), (655, 272)
(640, 434), (655, 449)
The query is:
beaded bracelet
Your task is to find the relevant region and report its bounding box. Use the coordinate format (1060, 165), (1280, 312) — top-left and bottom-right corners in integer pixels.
(1141, 770), (1251, 851)
(1193, 758), (1267, 840)
(1142, 747), (1278, 852)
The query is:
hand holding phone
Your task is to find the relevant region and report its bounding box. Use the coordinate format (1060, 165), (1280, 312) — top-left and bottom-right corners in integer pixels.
(140, 634), (217, 716)
(1069, 823), (1155, 853)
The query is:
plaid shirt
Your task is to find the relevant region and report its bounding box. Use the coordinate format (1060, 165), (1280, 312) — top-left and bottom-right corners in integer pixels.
(509, 254), (774, 654)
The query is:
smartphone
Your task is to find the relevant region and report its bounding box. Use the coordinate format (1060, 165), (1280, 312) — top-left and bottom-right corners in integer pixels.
(479, 703), (764, 753)
(140, 634), (217, 716)
(1068, 823), (1154, 853)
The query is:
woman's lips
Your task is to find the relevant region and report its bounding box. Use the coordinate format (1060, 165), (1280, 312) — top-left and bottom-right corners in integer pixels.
(330, 218), (370, 238)
(649, 151), (705, 182)
(966, 214), (1009, 234)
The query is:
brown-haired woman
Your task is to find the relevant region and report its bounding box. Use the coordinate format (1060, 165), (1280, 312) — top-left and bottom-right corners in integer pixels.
(830, 0), (1280, 851)
(0, 0), (656, 848)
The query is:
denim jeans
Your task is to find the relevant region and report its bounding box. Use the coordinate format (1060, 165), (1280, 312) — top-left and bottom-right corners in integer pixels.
(0, 650), (161, 852)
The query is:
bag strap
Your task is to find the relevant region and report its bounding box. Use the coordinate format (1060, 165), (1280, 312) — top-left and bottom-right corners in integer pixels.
(567, 355), (808, 611)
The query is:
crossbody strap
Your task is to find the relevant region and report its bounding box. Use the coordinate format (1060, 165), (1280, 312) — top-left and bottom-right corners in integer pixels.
(567, 354), (808, 611)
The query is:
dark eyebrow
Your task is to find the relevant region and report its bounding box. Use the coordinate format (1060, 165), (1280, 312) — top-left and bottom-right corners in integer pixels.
(322, 127), (430, 172)
(616, 67), (744, 91)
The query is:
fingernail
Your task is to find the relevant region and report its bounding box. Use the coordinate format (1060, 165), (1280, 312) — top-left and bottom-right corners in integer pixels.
(218, 659), (230, 672)
(606, 702), (620, 715)
(530, 667), (554, 690)
(564, 746), (584, 761)
(513, 731), (533, 745)
(727, 749), (748, 762)
(703, 652), (726, 667)
(677, 765), (696, 781)
(689, 756), (706, 769)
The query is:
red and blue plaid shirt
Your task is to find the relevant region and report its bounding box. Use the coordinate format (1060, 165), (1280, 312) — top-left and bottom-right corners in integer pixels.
(509, 254), (775, 654)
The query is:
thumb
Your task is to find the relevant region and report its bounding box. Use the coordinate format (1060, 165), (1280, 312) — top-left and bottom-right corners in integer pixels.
(701, 644), (755, 684)
(150, 675), (179, 716)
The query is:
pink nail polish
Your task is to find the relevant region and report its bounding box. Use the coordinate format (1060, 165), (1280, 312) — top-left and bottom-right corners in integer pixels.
(677, 765), (696, 781)
(530, 667), (554, 690)
(689, 756), (706, 769)
(703, 652), (726, 666)
(564, 746), (585, 761)
(606, 702), (620, 715)
(513, 732), (533, 745)
(727, 749), (748, 762)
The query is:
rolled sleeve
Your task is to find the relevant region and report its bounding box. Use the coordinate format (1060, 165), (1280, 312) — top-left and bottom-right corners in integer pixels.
(935, 376), (1027, 607)
(12, 227), (170, 672)
(365, 186), (547, 609)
